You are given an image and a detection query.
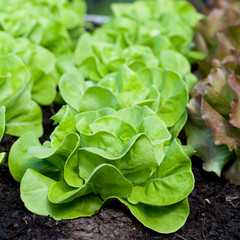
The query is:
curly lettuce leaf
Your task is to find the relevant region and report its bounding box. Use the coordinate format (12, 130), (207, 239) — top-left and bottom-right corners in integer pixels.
(228, 73), (240, 128)
(59, 65), (188, 130)
(74, 32), (159, 81)
(119, 198), (190, 234)
(21, 169), (102, 220)
(0, 31), (58, 105)
(0, 54), (43, 137)
(0, 0), (86, 57)
(93, 0), (202, 62)
(48, 164), (132, 204)
(9, 103), (194, 234)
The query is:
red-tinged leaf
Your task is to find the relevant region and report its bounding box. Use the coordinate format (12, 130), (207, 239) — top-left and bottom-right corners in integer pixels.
(229, 99), (240, 128)
(204, 67), (236, 115)
(215, 25), (240, 61)
(186, 97), (234, 176)
(217, 0), (240, 10)
(197, 9), (225, 45)
(222, 25), (240, 49)
(201, 97), (240, 150)
(228, 73), (240, 128)
(190, 78), (210, 98)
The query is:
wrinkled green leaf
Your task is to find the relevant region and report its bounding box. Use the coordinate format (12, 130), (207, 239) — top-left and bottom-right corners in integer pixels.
(50, 106), (77, 149)
(78, 134), (158, 185)
(186, 97), (234, 176)
(0, 54), (43, 137)
(8, 131), (58, 182)
(49, 164), (132, 204)
(119, 198), (190, 234)
(79, 86), (121, 112)
(29, 133), (80, 171)
(21, 169), (102, 220)
(128, 140), (194, 206)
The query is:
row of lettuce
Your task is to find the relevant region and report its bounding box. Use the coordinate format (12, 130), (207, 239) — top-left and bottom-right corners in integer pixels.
(0, 0), (86, 139)
(186, 0), (240, 185)
(0, 0), (228, 234)
(0, 0), (86, 161)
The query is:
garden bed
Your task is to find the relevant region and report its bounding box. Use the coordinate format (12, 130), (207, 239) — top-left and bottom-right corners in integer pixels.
(1, 1), (240, 239)
(0, 108), (240, 240)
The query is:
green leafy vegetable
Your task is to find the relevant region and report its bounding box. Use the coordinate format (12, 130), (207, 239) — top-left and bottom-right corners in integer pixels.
(92, 0), (203, 62)
(0, 0), (86, 60)
(0, 31), (58, 105)
(9, 105), (193, 233)
(21, 168), (103, 219)
(5, 0), (202, 234)
(119, 198), (190, 234)
(0, 54), (42, 137)
(186, 0), (240, 185)
(59, 66), (188, 128)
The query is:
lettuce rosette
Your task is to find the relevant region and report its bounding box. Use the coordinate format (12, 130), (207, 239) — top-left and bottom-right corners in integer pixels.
(93, 0), (203, 63)
(9, 105), (194, 233)
(74, 33), (158, 81)
(0, 0), (86, 59)
(0, 31), (59, 105)
(0, 106), (6, 165)
(0, 54), (42, 137)
(73, 32), (197, 91)
(185, 64), (240, 185)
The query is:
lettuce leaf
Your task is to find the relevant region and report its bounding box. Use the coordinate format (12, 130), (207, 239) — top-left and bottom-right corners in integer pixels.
(0, 0), (86, 58)
(0, 31), (59, 105)
(59, 66), (188, 128)
(9, 105), (193, 233)
(0, 54), (42, 137)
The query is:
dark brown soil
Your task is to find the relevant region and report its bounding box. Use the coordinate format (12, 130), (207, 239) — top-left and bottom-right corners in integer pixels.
(1, 107), (240, 240)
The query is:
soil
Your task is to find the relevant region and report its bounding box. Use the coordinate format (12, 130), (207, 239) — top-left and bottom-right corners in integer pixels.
(0, 107), (240, 240)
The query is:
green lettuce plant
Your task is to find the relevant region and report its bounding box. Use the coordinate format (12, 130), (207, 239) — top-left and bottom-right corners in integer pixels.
(74, 34), (158, 80)
(186, 66), (240, 185)
(0, 0), (86, 60)
(74, 33), (198, 91)
(0, 31), (59, 105)
(59, 67), (189, 130)
(9, 105), (194, 233)
(4, 0), (203, 234)
(0, 54), (42, 137)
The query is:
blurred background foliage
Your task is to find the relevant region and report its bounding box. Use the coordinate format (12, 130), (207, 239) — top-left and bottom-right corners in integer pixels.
(87, 0), (134, 15)
(86, 0), (206, 15)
